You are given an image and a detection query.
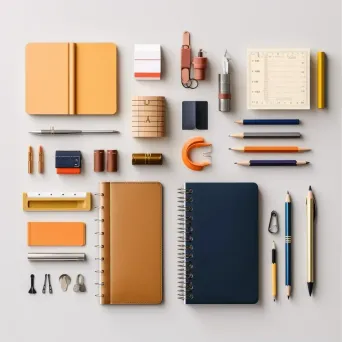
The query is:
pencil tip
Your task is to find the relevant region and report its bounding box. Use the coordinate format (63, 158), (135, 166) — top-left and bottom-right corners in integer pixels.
(274, 298), (276, 302)
(308, 282), (313, 296)
(309, 185), (312, 190)
(229, 148), (231, 150)
(287, 191), (289, 194)
(287, 296), (290, 300)
(234, 162), (237, 164)
(306, 162), (310, 164)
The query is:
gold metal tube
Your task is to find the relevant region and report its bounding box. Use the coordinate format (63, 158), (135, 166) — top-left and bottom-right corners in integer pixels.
(317, 51), (326, 109)
(132, 153), (163, 165)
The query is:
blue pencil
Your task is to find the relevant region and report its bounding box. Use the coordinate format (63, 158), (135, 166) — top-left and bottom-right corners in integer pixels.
(285, 191), (292, 299)
(235, 119), (300, 125)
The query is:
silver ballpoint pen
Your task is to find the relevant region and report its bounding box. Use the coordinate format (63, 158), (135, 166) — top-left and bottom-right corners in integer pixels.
(29, 127), (119, 135)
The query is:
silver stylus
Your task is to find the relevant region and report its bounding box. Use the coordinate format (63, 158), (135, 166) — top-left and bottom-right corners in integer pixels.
(29, 128), (119, 135)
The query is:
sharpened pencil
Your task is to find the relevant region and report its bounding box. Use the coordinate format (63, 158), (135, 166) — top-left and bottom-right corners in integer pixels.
(285, 191), (292, 299)
(235, 119), (300, 125)
(229, 132), (302, 139)
(230, 146), (311, 153)
(235, 160), (310, 166)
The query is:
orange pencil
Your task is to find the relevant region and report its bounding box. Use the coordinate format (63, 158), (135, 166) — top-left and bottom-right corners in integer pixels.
(230, 146), (311, 153)
(38, 146), (44, 174)
(28, 146), (33, 174)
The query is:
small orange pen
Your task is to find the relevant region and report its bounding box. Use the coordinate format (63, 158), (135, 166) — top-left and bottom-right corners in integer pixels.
(38, 146), (44, 174)
(28, 146), (33, 174)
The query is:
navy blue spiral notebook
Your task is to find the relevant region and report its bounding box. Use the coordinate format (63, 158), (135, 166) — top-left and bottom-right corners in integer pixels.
(178, 182), (259, 304)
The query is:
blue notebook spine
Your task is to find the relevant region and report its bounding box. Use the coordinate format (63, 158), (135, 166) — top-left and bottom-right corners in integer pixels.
(177, 187), (194, 301)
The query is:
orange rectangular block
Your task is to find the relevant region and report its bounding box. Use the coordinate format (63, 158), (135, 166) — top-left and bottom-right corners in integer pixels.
(27, 222), (86, 246)
(56, 168), (81, 174)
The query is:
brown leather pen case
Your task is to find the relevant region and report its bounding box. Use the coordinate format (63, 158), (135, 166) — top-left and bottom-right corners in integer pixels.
(27, 222), (85, 246)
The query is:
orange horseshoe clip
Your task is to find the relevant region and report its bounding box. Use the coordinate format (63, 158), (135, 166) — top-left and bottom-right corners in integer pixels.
(182, 137), (212, 171)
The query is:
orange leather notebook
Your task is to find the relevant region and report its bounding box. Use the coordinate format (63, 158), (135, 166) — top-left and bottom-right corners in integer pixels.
(27, 222), (85, 246)
(26, 43), (117, 115)
(97, 182), (162, 304)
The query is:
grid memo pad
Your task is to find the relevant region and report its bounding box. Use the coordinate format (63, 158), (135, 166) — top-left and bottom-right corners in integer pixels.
(247, 49), (310, 110)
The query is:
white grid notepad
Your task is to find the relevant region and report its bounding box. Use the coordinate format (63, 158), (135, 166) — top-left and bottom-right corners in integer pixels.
(247, 49), (310, 110)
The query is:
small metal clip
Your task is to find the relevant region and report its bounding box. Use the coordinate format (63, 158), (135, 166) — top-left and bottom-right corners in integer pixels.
(268, 210), (279, 234)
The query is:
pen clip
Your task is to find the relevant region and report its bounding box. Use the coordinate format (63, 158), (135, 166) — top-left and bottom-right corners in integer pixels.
(268, 210), (279, 234)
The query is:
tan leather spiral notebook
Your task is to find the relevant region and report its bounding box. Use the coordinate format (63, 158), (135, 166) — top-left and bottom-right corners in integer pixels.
(97, 182), (163, 304)
(26, 42), (117, 115)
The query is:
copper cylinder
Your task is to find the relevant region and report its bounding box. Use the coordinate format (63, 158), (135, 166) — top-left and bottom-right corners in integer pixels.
(132, 153), (163, 165)
(193, 50), (207, 80)
(106, 150), (118, 172)
(94, 150), (105, 172)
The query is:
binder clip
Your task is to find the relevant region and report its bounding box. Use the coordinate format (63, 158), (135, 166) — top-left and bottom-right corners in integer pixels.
(182, 137), (211, 171)
(268, 210), (279, 234)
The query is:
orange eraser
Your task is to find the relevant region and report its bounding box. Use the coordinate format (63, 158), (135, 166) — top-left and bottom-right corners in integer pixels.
(56, 168), (81, 174)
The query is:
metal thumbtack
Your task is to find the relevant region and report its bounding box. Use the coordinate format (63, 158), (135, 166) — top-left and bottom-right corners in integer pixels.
(42, 274), (47, 294)
(28, 274), (37, 295)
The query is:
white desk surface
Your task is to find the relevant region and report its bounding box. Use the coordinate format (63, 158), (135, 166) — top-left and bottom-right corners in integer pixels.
(0, 0), (341, 341)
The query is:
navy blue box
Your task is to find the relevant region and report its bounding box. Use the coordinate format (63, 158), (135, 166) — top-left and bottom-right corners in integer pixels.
(55, 151), (82, 168)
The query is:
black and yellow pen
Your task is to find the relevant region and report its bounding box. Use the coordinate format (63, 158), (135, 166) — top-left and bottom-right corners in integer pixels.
(272, 241), (277, 302)
(307, 186), (316, 296)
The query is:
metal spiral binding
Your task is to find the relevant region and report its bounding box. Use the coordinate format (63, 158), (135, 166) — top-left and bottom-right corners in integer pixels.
(94, 192), (105, 298)
(177, 187), (194, 301)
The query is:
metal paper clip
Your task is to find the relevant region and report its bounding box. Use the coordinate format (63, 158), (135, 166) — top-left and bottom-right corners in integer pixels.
(268, 210), (279, 234)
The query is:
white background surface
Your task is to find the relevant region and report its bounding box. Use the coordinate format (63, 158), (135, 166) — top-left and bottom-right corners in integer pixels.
(0, 0), (341, 341)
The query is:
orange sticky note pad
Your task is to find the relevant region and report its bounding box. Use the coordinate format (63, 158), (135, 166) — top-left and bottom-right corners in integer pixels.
(27, 222), (86, 246)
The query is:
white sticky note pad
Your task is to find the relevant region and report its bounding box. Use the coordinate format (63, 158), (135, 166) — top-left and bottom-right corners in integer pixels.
(134, 44), (161, 80)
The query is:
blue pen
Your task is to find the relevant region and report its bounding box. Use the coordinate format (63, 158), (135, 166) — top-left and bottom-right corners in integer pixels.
(285, 191), (292, 299)
(235, 119), (300, 125)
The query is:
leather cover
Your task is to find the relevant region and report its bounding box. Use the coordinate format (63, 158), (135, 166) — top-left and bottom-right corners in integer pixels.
(26, 42), (117, 115)
(99, 182), (162, 304)
(185, 182), (258, 304)
(27, 222), (85, 246)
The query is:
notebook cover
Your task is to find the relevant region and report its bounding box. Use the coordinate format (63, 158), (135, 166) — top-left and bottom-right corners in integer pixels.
(184, 182), (258, 304)
(76, 43), (117, 115)
(27, 222), (85, 246)
(26, 43), (69, 114)
(99, 182), (162, 304)
(26, 42), (117, 115)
